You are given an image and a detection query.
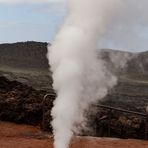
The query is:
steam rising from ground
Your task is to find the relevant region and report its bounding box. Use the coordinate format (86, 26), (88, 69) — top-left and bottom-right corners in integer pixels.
(47, 0), (125, 148)
(98, 0), (148, 51)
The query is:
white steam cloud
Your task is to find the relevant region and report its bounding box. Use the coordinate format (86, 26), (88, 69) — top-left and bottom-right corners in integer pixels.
(0, 0), (65, 4)
(98, 0), (148, 51)
(47, 0), (125, 148)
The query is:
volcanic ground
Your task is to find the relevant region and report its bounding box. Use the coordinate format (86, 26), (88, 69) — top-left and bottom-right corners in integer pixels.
(0, 41), (148, 139)
(0, 121), (148, 148)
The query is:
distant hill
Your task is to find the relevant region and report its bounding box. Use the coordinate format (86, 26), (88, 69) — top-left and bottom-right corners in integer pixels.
(0, 41), (148, 78)
(0, 41), (52, 91)
(0, 41), (49, 71)
(0, 41), (148, 112)
(125, 50), (148, 79)
(99, 48), (148, 79)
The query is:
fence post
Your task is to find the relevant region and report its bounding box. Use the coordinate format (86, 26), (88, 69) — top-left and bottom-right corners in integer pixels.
(42, 94), (50, 131)
(145, 106), (148, 140)
(108, 109), (112, 137)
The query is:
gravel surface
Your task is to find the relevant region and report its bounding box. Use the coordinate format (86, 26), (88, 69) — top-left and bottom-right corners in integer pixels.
(0, 121), (147, 148)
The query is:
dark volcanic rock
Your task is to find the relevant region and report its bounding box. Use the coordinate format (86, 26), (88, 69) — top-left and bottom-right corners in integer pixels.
(0, 41), (53, 91)
(0, 42), (148, 139)
(0, 76), (147, 139)
(86, 108), (146, 140)
(0, 76), (54, 128)
(0, 41), (49, 71)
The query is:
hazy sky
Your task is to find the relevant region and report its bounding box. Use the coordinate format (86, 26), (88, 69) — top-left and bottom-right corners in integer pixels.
(0, 0), (148, 52)
(0, 0), (66, 43)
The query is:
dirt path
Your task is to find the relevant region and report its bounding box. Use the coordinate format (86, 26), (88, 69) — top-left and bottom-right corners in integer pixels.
(0, 121), (147, 148)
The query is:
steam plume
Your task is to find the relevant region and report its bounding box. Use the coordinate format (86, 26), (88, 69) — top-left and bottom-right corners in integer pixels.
(47, 0), (124, 148)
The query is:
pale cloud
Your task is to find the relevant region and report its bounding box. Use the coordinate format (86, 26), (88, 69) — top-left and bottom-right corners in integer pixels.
(0, 0), (65, 4)
(97, 0), (148, 51)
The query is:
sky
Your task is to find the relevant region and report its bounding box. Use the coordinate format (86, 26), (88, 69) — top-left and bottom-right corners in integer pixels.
(0, 0), (148, 52)
(0, 0), (67, 44)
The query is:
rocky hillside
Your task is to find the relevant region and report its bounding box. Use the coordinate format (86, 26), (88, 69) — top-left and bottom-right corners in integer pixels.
(0, 41), (53, 91)
(0, 41), (49, 71)
(0, 76), (46, 125)
(0, 42), (148, 139)
(0, 41), (148, 112)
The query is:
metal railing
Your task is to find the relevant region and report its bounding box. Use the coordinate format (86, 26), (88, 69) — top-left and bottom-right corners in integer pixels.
(96, 104), (148, 140)
(96, 104), (146, 117)
(42, 94), (148, 140)
(42, 93), (55, 131)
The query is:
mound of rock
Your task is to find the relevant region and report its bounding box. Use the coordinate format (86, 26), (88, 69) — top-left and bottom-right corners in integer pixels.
(0, 76), (53, 127)
(86, 106), (147, 140)
(0, 76), (147, 139)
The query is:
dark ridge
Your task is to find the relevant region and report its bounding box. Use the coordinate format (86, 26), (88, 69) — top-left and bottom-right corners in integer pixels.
(0, 41), (49, 71)
(0, 42), (148, 139)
